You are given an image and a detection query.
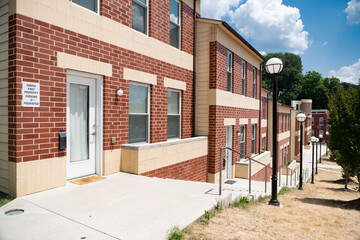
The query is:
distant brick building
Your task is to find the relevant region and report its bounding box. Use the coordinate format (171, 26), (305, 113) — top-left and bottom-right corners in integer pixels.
(312, 109), (329, 141)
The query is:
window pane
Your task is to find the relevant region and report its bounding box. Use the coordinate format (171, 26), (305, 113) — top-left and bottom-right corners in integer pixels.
(129, 84), (148, 114)
(168, 91), (180, 114)
(167, 115), (180, 138)
(170, 23), (180, 48)
(135, 0), (146, 4)
(132, 1), (147, 34)
(227, 52), (232, 72)
(70, 84), (89, 162)
(227, 72), (232, 92)
(170, 0), (179, 24)
(129, 115), (148, 143)
(73, 0), (96, 12)
(252, 140), (255, 154)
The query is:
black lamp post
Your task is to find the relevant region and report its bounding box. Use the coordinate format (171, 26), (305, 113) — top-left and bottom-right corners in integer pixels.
(315, 138), (319, 174)
(319, 134), (323, 163)
(326, 131), (329, 156)
(265, 57), (283, 206)
(297, 112), (307, 190)
(311, 136), (317, 184)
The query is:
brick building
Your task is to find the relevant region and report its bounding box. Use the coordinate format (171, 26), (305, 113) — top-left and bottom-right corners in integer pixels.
(267, 100), (292, 170)
(312, 109), (329, 141)
(195, 18), (270, 183)
(0, 0), (207, 197)
(290, 99), (312, 161)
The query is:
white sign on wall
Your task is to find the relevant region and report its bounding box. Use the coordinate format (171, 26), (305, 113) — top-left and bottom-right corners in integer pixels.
(22, 82), (40, 107)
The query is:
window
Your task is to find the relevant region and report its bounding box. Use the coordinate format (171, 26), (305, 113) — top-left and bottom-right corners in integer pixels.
(242, 61), (246, 96)
(253, 68), (256, 98)
(319, 117), (324, 126)
(319, 130), (323, 137)
(227, 52), (232, 92)
(281, 114), (284, 132)
(170, 0), (180, 48)
(262, 137), (265, 151)
(251, 125), (256, 154)
(240, 125), (246, 159)
(312, 130), (314, 136)
(281, 149), (283, 166)
(262, 98), (266, 119)
(72, 0), (98, 12)
(129, 83), (149, 143)
(167, 90), (181, 139)
(132, 0), (148, 34)
(312, 117), (314, 125)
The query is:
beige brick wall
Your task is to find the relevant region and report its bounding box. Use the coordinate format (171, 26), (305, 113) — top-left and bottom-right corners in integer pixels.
(0, 0), (8, 194)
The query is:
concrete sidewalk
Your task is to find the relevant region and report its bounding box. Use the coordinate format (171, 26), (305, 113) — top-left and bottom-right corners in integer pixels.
(0, 173), (233, 240)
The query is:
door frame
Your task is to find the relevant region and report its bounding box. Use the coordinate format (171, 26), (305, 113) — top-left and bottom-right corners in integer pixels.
(66, 70), (103, 179)
(225, 126), (233, 179)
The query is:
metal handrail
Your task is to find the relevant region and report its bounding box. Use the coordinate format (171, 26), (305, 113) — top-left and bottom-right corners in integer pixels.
(219, 147), (272, 195)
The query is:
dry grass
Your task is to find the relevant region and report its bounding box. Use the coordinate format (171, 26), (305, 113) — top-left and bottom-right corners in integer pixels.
(184, 169), (360, 240)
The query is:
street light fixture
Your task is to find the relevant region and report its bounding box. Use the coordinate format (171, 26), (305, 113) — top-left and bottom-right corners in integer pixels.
(311, 136), (317, 184)
(297, 112), (307, 190)
(319, 134), (323, 163)
(265, 57), (283, 206)
(315, 137), (319, 174)
(326, 131), (329, 156)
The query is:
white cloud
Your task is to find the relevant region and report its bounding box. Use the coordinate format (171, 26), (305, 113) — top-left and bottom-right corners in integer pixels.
(345, 0), (360, 24)
(229, 0), (308, 54)
(201, 0), (241, 19)
(329, 59), (360, 84)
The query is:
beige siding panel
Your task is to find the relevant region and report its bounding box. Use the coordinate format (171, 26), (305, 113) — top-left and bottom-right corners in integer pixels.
(0, 0), (8, 194)
(195, 22), (210, 136)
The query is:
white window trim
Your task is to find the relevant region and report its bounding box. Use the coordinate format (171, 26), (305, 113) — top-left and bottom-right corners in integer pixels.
(170, 0), (181, 49)
(132, 0), (150, 36)
(253, 68), (256, 98)
(129, 81), (150, 144)
(227, 51), (232, 92)
(251, 124), (256, 154)
(71, 0), (100, 14)
(242, 61), (246, 96)
(240, 125), (246, 159)
(167, 88), (182, 140)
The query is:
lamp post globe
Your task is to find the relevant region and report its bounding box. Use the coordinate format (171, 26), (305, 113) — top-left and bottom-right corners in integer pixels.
(266, 57), (283, 207)
(265, 58), (284, 75)
(297, 113), (306, 190)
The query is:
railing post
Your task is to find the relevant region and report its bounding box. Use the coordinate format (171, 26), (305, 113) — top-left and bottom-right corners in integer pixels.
(219, 148), (222, 196)
(279, 165), (281, 187)
(295, 169), (297, 186)
(290, 169), (293, 186)
(249, 158), (252, 194)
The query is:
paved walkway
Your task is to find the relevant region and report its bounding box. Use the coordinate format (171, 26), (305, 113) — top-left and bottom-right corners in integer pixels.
(0, 144), (331, 240)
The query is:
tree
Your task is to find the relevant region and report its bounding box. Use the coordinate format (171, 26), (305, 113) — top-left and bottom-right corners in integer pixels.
(328, 85), (360, 189)
(262, 53), (303, 105)
(297, 71), (328, 109)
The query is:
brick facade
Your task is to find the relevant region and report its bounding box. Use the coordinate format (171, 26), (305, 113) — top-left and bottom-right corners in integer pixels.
(7, 0), (196, 168)
(312, 110), (329, 141)
(141, 155), (208, 182)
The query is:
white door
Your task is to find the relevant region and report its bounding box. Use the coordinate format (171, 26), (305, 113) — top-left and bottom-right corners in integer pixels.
(67, 74), (97, 179)
(225, 126), (233, 179)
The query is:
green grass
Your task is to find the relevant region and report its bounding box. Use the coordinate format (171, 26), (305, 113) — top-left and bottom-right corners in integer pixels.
(278, 187), (294, 196)
(231, 196), (250, 208)
(167, 226), (186, 240)
(0, 192), (12, 207)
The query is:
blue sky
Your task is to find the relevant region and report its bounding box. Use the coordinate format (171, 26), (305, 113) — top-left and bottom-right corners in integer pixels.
(201, 0), (360, 84)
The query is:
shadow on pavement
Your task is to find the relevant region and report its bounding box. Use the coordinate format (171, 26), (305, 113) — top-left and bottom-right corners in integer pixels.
(297, 197), (360, 211)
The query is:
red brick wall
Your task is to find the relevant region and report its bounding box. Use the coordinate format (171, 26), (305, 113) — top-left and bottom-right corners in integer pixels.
(100, 0), (132, 27)
(141, 155), (208, 182)
(208, 106), (260, 174)
(149, 0), (170, 44)
(181, 2), (195, 55)
(252, 163), (271, 182)
(8, 13), (194, 163)
(312, 112), (329, 141)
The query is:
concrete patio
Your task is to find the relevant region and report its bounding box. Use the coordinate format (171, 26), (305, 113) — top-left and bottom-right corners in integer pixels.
(0, 144), (329, 240)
